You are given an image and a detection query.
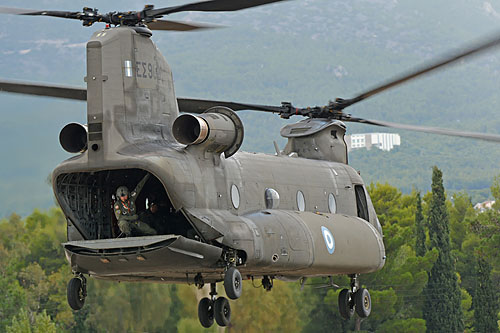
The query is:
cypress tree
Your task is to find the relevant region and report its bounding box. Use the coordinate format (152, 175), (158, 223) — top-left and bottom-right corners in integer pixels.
(472, 257), (498, 333)
(164, 284), (181, 332)
(423, 167), (463, 333)
(415, 191), (426, 257)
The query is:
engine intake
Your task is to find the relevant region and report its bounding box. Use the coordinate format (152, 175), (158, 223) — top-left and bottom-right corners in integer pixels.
(59, 123), (88, 153)
(172, 107), (244, 158)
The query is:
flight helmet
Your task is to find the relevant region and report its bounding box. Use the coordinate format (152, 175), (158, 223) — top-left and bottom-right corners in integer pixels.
(116, 186), (129, 198)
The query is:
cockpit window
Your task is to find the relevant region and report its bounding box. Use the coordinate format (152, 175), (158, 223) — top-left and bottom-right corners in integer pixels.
(355, 185), (369, 221)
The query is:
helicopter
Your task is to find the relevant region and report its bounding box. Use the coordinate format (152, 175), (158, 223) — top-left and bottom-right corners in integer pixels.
(2, 0), (500, 329)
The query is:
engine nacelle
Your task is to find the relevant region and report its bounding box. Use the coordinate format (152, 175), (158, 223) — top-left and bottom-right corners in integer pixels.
(172, 106), (244, 158)
(59, 123), (88, 153)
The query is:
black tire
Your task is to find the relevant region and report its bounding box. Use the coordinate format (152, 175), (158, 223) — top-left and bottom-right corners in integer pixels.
(214, 297), (231, 327)
(198, 297), (214, 328)
(354, 288), (371, 318)
(224, 267), (242, 300)
(338, 288), (354, 319)
(67, 278), (85, 310)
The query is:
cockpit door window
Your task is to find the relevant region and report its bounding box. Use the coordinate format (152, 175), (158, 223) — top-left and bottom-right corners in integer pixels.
(355, 185), (369, 221)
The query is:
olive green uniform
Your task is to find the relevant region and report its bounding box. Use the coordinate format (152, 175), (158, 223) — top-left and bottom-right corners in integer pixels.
(114, 174), (157, 236)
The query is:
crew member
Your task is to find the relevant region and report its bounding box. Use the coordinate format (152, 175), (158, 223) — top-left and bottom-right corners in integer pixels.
(139, 202), (164, 234)
(114, 173), (157, 237)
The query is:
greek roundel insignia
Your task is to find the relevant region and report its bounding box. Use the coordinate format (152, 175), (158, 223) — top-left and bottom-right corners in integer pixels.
(321, 226), (335, 254)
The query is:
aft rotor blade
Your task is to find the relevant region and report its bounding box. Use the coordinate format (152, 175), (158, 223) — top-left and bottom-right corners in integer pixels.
(0, 79), (87, 101)
(0, 83), (287, 112)
(336, 31), (500, 110)
(348, 117), (500, 143)
(150, 0), (287, 16)
(0, 6), (82, 20)
(177, 97), (286, 113)
(146, 19), (221, 31)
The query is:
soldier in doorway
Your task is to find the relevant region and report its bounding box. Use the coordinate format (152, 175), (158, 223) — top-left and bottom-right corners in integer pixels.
(114, 173), (157, 237)
(139, 202), (163, 233)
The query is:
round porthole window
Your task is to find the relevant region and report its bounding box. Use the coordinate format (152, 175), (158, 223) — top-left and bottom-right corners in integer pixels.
(231, 184), (240, 209)
(297, 190), (306, 212)
(265, 188), (280, 209)
(328, 193), (337, 213)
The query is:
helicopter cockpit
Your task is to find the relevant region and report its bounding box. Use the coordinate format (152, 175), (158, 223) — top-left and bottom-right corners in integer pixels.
(55, 169), (195, 241)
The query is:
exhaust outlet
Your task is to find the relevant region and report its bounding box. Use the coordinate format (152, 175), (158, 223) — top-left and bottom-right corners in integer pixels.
(59, 123), (88, 153)
(172, 107), (244, 158)
(172, 114), (209, 145)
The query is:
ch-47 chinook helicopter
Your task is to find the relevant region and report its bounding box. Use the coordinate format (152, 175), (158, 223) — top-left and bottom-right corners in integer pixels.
(2, 0), (500, 328)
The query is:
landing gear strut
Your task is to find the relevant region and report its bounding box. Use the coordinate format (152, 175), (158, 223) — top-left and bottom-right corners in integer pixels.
(198, 266), (242, 328)
(338, 274), (371, 319)
(67, 273), (86, 311)
(262, 275), (273, 291)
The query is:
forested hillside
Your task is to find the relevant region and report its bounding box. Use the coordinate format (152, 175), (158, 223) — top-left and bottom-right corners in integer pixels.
(1, 171), (498, 332)
(1, 0), (500, 216)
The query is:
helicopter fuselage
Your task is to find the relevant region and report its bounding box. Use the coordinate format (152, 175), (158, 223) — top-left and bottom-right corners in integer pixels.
(52, 26), (385, 284)
(54, 144), (385, 283)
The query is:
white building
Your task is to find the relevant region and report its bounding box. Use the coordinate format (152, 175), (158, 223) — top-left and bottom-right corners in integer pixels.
(346, 133), (401, 152)
(473, 200), (496, 212)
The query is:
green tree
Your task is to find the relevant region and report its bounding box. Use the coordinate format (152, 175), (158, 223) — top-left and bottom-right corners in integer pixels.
(302, 277), (349, 333)
(0, 215), (28, 332)
(377, 317), (426, 332)
(465, 175), (500, 332)
(415, 191), (426, 257)
(230, 280), (304, 332)
(448, 191), (473, 252)
(491, 174), (500, 210)
(82, 280), (178, 332)
(6, 309), (57, 333)
(423, 166), (463, 332)
(472, 258), (498, 333)
(0, 272), (26, 332)
(165, 284), (181, 332)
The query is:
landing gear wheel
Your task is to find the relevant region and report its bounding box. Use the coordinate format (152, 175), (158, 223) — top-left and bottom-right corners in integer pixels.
(224, 267), (242, 300)
(67, 277), (85, 310)
(354, 288), (371, 318)
(338, 288), (355, 319)
(198, 297), (214, 328)
(214, 297), (231, 326)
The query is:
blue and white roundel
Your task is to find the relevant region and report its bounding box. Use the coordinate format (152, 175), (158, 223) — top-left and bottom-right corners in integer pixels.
(321, 226), (335, 254)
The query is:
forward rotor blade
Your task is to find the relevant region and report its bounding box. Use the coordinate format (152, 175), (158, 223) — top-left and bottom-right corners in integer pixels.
(0, 7), (81, 20)
(146, 19), (222, 31)
(150, 0), (287, 16)
(348, 117), (500, 143)
(336, 31), (500, 110)
(0, 6), (39, 15)
(177, 97), (286, 113)
(0, 79), (87, 101)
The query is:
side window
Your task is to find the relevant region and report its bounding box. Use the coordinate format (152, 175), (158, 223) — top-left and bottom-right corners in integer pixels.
(296, 190), (306, 212)
(354, 185), (369, 221)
